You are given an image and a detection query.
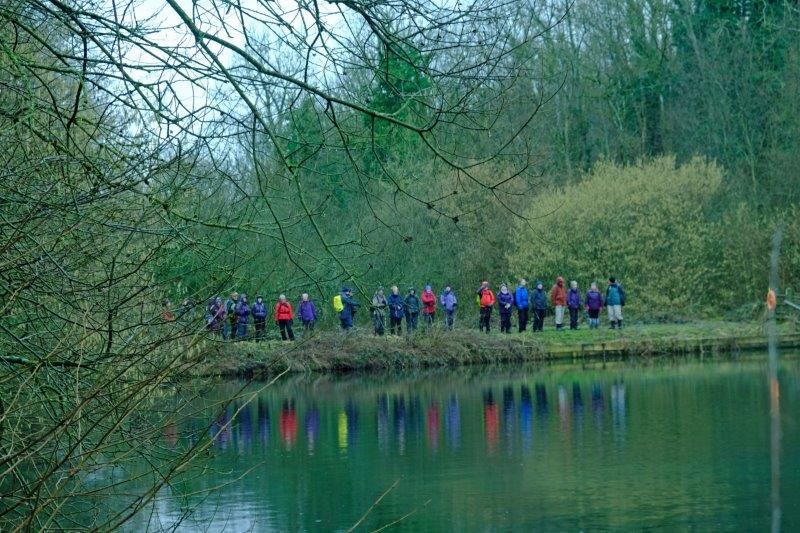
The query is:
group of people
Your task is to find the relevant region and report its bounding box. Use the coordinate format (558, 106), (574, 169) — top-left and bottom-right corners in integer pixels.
(204, 292), (319, 341)
(367, 285), (458, 335)
(474, 277), (626, 333)
(202, 277), (626, 341)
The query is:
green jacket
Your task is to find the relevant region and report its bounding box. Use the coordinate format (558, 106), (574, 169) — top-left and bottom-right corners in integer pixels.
(404, 294), (421, 314)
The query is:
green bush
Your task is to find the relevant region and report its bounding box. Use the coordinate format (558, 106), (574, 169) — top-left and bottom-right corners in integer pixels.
(507, 156), (799, 319)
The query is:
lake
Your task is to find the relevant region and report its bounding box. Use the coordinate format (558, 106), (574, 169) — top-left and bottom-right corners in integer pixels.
(128, 356), (800, 531)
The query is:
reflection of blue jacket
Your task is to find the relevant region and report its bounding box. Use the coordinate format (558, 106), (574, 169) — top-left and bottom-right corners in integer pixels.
(515, 286), (529, 309)
(532, 288), (548, 310)
(339, 292), (359, 320)
(388, 294), (405, 318)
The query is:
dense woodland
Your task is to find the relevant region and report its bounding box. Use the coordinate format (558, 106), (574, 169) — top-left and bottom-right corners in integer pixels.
(1, 0), (799, 528)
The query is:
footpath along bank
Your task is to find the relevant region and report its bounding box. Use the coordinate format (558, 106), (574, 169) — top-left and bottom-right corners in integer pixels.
(195, 321), (800, 378)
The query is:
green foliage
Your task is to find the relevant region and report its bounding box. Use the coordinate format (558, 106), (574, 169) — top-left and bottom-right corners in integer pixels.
(507, 157), (800, 318)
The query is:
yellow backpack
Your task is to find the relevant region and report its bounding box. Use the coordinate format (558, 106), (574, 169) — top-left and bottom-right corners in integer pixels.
(332, 294), (344, 313)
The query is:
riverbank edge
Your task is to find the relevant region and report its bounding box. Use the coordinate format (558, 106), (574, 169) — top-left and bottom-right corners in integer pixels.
(192, 325), (800, 379)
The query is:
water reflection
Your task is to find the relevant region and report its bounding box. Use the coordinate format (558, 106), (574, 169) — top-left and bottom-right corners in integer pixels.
(376, 394), (390, 453)
(280, 400), (297, 450)
(483, 389), (499, 455)
(393, 394), (406, 455)
(520, 385), (533, 454)
(573, 382), (584, 442)
(611, 381), (627, 442)
(258, 397), (270, 448)
(427, 401), (440, 453)
(193, 380), (635, 458)
(502, 386), (516, 454)
(445, 395), (461, 451)
(152, 361), (800, 532)
(305, 406), (319, 454)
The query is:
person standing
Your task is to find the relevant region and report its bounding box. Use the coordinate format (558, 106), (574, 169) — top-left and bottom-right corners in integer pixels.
(550, 276), (567, 330)
(206, 296), (225, 336)
(605, 277), (626, 329)
(404, 287), (421, 334)
(498, 283), (514, 334)
(531, 281), (548, 332)
(235, 293), (250, 339)
(252, 295), (268, 341)
(339, 286), (359, 330)
(274, 295), (295, 340)
(223, 291), (239, 340)
(298, 293), (318, 331)
(585, 282), (603, 329)
(371, 287), (388, 336)
(567, 281), (581, 330)
(387, 286), (405, 335)
(476, 281), (496, 333)
(515, 279), (530, 333)
(421, 285), (437, 329)
(440, 286), (458, 330)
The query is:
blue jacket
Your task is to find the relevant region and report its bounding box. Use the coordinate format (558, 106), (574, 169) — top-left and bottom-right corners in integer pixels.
(252, 301), (268, 320)
(235, 300), (250, 321)
(531, 288), (548, 310)
(339, 292), (359, 320)
(387, 293), (405, 319)
(585, 290), (603, 311)
(440, 290), (458, 312)
(567, 289), (581, 309)
(514, 286), (529, 309)
(498, 291), (514, 315)
(606, 283), (625, 306)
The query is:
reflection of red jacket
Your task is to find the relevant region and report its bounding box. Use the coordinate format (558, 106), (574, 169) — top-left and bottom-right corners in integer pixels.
(421, 290), (436, 315)
(275, 301), (293, 320)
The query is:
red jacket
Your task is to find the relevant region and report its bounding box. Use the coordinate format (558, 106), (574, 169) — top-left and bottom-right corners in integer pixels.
(275, 301), (294, 321)
(550, 277), (567, 306)
(479, 289), (496, 308)
(421, 290), (437, 315)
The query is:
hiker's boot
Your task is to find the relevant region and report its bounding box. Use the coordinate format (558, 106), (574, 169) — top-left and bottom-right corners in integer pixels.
(618, 320), (623, 329)
(610, 321), (616, 329)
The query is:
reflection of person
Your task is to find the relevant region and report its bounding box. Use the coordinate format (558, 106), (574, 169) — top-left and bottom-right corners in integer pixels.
(483, 389), (499, 455)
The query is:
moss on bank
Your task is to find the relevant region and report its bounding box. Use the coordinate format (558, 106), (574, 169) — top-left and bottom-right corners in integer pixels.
(194, 321), (800, 378)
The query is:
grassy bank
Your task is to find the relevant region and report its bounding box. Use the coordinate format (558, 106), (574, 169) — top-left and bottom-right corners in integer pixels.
(193, 321), (800, 378)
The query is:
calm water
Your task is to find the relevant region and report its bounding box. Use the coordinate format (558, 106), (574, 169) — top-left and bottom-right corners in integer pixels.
(131, 356), (800, 531)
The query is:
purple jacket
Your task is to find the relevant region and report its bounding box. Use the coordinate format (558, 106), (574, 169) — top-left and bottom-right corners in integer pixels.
(235, 300), (250, 320)
(299, 300), (318, 321)
(567, 289), (581, 309)
(440, 290), (458, 312)
(585, 290), (603, 311)
(498, 291), (514, 314)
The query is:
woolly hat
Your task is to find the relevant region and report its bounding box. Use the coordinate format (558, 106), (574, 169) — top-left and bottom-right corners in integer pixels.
(424, 284), (432, 291)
